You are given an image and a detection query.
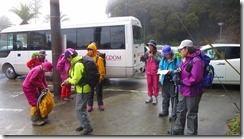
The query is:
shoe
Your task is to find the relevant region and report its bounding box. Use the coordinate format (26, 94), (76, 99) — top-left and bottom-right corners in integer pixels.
(158, 111), (168, 117)
(42, 117), (49, 123)
(87, 106), (93, 112)
(80, 127), (93, 135)
(98, 105), (104, 111)
(152, 96), (158, 105)
(67, 96), (74, 100)
(75, 126), (84, 132)
(145, 97), (152, 103)
(169, 115), (176, 121)
(172, 129), (184, 135)
(61, 98), (69, 101)
(32, 120), (45, 126)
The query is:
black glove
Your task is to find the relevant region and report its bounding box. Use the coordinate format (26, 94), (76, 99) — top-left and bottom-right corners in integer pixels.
(173, 73), (181, 85)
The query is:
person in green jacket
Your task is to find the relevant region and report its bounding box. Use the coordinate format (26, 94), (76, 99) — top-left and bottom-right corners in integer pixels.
(61, 49), (93, 135)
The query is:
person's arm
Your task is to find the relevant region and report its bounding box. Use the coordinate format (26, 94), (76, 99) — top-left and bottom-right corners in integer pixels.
(26, 57), (36, 69)
(97, 57), (105, 81)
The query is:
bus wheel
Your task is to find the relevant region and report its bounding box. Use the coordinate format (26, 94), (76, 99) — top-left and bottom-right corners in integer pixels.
(4, 64), (18, 79)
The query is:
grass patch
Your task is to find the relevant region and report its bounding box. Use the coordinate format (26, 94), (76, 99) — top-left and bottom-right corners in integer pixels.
(226, 112), (240, 135)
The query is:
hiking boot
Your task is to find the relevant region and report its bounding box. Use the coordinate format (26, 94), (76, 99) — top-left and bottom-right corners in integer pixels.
(152, 96), (158, 105)
(87, 106), (93, 112)
(32, 120), (45, 126)
(172, 129), (184, 135)
(145, 97), (152, 103)
(169, 115), (177, 121)
(98, 105), (104, 111)
(80, 127), (93, 135)
(67, 96), (74, 100)
(61, 98), (69, 101)
(75, 126), (84, 132)
(158, 111), (168, 117)
(42, 117), (49, 123)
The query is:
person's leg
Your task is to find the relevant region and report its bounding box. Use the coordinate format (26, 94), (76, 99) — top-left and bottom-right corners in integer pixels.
(61, 86), (66, 100)
(173, 94), (186, 135)
(146, 74), (153, 103)
(87, 88), (95, 112)
(159, 83), (170, 116)
(96, 82), (104, 111)
(152, 74), (159, 104)
(66, 85), (72, 98)
(75, 93), (93, 135)
(185, 95), (202, 135)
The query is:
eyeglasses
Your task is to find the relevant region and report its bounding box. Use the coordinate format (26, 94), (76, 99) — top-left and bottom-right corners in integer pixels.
(178, 47), (186, 52)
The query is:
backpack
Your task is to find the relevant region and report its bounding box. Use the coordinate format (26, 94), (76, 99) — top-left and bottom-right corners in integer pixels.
(187, 51), (215, 87)
(96, 52), (106, 74)
(31, 52), (39, 58)
(76, 56), (100, 88)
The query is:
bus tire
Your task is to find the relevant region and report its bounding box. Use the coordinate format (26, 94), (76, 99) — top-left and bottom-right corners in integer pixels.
(4, 64), (18, 79)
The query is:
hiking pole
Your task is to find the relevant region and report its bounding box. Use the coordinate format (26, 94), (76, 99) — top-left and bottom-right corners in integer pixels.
(168, 69), (181, 135)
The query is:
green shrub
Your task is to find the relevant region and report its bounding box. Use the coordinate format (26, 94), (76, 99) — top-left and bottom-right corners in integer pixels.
(226, 112), (240, 135)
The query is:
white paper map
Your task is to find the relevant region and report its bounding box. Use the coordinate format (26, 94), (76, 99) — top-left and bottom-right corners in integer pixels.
(157, 70), (169, 75)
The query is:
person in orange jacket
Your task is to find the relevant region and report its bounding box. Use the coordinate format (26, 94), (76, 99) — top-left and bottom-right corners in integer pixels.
(86, 42), (106, 112)
(27, 50), (48, 69)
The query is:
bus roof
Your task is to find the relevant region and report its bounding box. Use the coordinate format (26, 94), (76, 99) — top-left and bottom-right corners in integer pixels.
(1, 16), (141, 33)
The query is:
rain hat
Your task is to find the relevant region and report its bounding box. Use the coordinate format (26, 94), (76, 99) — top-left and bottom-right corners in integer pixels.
(39, 50), (47, 56)
(162, 45), (173, 55)
(42, 62), (53, 72)
(146, 40), (156, 47)
(178, 39), (194, 50)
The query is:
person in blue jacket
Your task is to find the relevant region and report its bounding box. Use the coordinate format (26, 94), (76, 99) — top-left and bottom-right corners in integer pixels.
(158, 45), (181, 119)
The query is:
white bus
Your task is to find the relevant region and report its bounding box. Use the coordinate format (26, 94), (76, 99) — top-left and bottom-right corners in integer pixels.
(0, 16), (145, 79)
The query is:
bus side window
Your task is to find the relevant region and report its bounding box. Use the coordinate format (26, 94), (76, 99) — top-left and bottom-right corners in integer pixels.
(16, 33), (27, 50)
(16, 40), (23, 50)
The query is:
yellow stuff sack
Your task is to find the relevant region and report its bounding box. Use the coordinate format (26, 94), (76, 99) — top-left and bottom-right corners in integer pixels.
(38, 90), (54, 118)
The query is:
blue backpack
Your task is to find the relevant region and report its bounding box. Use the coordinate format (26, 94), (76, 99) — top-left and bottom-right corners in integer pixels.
(187, 52), (215, 87)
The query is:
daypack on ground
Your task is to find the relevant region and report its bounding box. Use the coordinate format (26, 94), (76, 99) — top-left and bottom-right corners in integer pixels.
(36, 90), (54, 118)
(187, 51), (215, 87)
(77, 56), (100, 88)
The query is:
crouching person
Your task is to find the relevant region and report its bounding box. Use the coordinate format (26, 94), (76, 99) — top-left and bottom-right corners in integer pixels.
(22, 62), (53, 126)
(61, 49), (93, 135)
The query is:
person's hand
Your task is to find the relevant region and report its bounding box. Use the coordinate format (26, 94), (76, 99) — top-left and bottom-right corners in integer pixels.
(149, 53), (153, 57)
(61, 79), (69, 87)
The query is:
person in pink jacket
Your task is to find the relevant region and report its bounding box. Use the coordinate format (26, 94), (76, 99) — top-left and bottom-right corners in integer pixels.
(141, 40), (162, 105)
(22, 62), (53, 126)
(56, 48), (76, 101)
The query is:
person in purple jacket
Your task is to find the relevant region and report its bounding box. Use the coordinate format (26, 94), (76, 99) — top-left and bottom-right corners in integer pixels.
(172, 39), (205, 135)
(56, 48), (77, 101)
(22, 62), (53, 126)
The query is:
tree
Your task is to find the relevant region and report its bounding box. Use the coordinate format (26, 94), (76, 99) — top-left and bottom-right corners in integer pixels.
(29, 0), (42, 23)
(9, 3), (36, 25)
(0, 16), (13, 31)
(106, 0), (240, 44)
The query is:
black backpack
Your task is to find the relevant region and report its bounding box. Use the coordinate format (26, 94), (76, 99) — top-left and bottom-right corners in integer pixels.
(77, 56), (100, 88)
(96, 52), (106, 74)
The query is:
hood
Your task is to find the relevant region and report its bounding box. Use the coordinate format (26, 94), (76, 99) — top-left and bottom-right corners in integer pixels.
(86, 43), (98, 57)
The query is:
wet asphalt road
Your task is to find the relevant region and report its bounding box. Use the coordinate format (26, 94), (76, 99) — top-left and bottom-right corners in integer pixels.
(0, 73), (241, 136)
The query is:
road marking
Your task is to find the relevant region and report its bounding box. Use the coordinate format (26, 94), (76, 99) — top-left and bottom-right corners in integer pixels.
(10, 91), (24, 98)
(0, 108), (23, 112)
